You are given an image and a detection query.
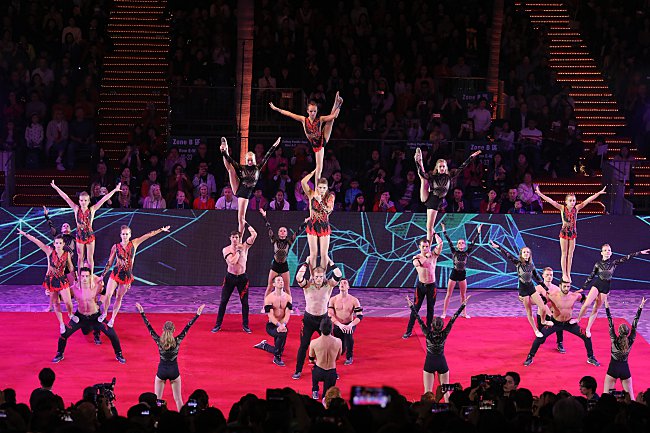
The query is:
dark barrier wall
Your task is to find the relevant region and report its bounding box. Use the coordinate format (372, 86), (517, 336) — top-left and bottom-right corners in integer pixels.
(1, 208), (650, 289)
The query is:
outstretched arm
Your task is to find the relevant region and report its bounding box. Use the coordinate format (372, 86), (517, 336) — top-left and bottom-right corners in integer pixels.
(604, 300), (616, 341)
(444, 296), (470, 332)
(630, 298), (645, 343)
(441, 223), (457, 254)
(101, 245), (117, 279)
(92, 183), (122, 211)
(289, 219), (309, 244)
(43, 207), (59, 237)
(466, 225), (482, 254)
(534, 185), (562, 210)
(258, 137), (281, 170)
(132, 226), (170, 248)
(532, 268), (549, 291)
(581, 263), (599, 291)
(50, 180), (77, 209)
(406, 296), (429, 336)
(17, 229), (50, 254)
(135, 303), (160, 341)
(259, 209), (275, 242)
(176, 304), (205, 343)
(451, 151), (481, 180)
(612, 249), (650, 266)
(576, 187), (607, 211)
(489, 241), (519, 266)
(269, 102), (305, 122)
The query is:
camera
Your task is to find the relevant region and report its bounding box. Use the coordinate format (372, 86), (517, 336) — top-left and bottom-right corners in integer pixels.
(441, 383), (462, 392)
(59, 410), (74, 422)
(479, 399), (496, 410)
(350, 386), (391, 408)
(431, 403), (450, 413)
(93, 377), (116, 404)
(156, 399), (166, 408)
(187, 398), (199, 415)
(471, 374), (506, 389)
(609, 390), (626, 398)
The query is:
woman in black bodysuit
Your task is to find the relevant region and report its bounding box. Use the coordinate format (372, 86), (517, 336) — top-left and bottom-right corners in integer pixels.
(602, 297), (645, 399)
(406, 295), (469, 401)
(259, 208), (308, 298)
(414, 148), (481, 242)
(220, 136), (281, 234)
(490, 241), (552, 338)
(136, 302), (204, 411)
(572, 244), (649, 337)
(440, 223), (482, 319)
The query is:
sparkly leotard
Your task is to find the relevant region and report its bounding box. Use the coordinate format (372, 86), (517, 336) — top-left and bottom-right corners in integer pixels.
(418, 155), (477, 210)
(43, 248), (70, 292)
(443, 228), (480, 281)
(75, 208), (95, 244)
(109, 241), (135, 285)
(306, 195), (333, 237)
(581, 251), (644, 294)
(263, 215), (308, 274)
(605, 306), (643, 380)
(559, 205), (577, 240)
(494, 244), (548, 296)
(304, 117), (326, 153)
(221, 146), (275, 199)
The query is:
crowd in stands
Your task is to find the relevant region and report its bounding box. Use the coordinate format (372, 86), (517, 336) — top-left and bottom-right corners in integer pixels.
(2, 368), (650, 433)
(0, 0), (111, 171)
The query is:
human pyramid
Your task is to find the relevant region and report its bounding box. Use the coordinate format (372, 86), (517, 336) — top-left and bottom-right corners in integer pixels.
(16, 92), (649, 407)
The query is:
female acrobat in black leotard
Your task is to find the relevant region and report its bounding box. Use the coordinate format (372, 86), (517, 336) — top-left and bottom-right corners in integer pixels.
(136, 302), (204, 411)
(220, 136), (281, 234)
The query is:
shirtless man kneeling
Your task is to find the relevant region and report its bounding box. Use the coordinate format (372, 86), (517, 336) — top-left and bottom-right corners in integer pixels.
(254, 275), (292, 366)
(52, 267), (125, 363)
(328, 279), (362, 365)
(292, 261), (342, 380)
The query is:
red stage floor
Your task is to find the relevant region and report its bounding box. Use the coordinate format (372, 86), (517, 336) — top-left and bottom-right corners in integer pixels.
(2, 313), (649, 413)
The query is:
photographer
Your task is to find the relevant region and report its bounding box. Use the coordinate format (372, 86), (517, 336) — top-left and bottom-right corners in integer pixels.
(269, 162), (293, 198)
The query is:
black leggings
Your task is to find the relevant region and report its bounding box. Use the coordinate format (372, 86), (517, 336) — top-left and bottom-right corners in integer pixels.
(215, 273), (249, 327)
(295, 312), (326, 374)
(406, 281), (437, 333)
(332, 324), (356, 359)
(312, 365), (337, 394)
(264, 322), (288, 358)
(528, 320), (593, 357)
(58, 311), (122, 355)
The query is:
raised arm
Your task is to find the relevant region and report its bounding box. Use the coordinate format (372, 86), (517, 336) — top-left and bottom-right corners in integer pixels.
(581, 263), (599, 291)
(406, 296), (429, 337)
(489, 241), (520, 267)
(630, 298), (645, 343)
(101, 244), (117, 279)
(296, 262), (309, 288)
(534, 185), (562, 210)
(466, 225), (482, 254)
(92, 183), (122, 211)
(269, 102), (305, 122)
(612, 249), (650, 266)
(301, 170), (316, 197)
(17, 229), (50, 254)
(432, 233), (443, 256)
(259, 209), (275, 242)
(441, 223), (457, 254)
(50, 180), (77, 209)
(243, 224), (257, 247)
(444, 298), (469, 333)
(258, 137), (281, 170)
(576, 186), (607, 211)
(176, 304), (204, 344)
(451, 151), (481, 180)
(43, 207), (58, 237)
(604, 300), (616, 341)
(135, 304), (160, 341)
(132, 226), (170, 248)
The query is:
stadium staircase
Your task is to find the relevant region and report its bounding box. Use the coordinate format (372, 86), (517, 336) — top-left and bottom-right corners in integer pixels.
(516, 1), (649, 213)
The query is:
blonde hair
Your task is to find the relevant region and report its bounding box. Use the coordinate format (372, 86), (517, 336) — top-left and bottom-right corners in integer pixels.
(89, 182), (101, 199)
(245, 151), (256, 163)
(120, 225), (131, 233)
(79, 191), (90, 199)
(160, 321), (176, 350)
(432, 159), (447, 174)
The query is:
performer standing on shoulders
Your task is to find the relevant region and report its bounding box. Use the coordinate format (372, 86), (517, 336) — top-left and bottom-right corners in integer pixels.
(254, 275), (292, 366)
(52, 267), (125, 364)
(136, 302), (204, 411)
(328, 279), (363, 366)
(522, 278), (600, 367)
(414, 149), (481, 242)
(406, 294), (469, 400)
(100, 225), (171, 327)
(534, 186), (607, 282)
(220, 136), (281, 235)
(212, 224), (258, 334)
(403, 235), (443, 339)
(309, 316), (342, 401)
(18, 229), (77, 334)
(603, 297), (645, 400)
(43, 206), (76, 287)
(259, 208), (308, 298)
(490, 241), (553, 337)
(292, 261), (342, 380)
(269, 92), (343, 182)
(572, 245), (649, 337)
(301, 168), (335, 272)
(440, 223), (482, 319)
(51, 180), (121, 275)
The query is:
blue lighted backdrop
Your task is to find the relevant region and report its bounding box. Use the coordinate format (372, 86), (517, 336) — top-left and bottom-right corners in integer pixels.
(1, 208), (649, 289)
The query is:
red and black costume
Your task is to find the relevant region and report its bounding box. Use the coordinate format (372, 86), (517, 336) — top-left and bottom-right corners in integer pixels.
(306, 195), (333, 237)
(559, 205), (577, 240)
(75, 208), (95, 244)
(43, 248), (70, 292)
(304, 117), (326, 153)
(106, 242), (135, 286)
